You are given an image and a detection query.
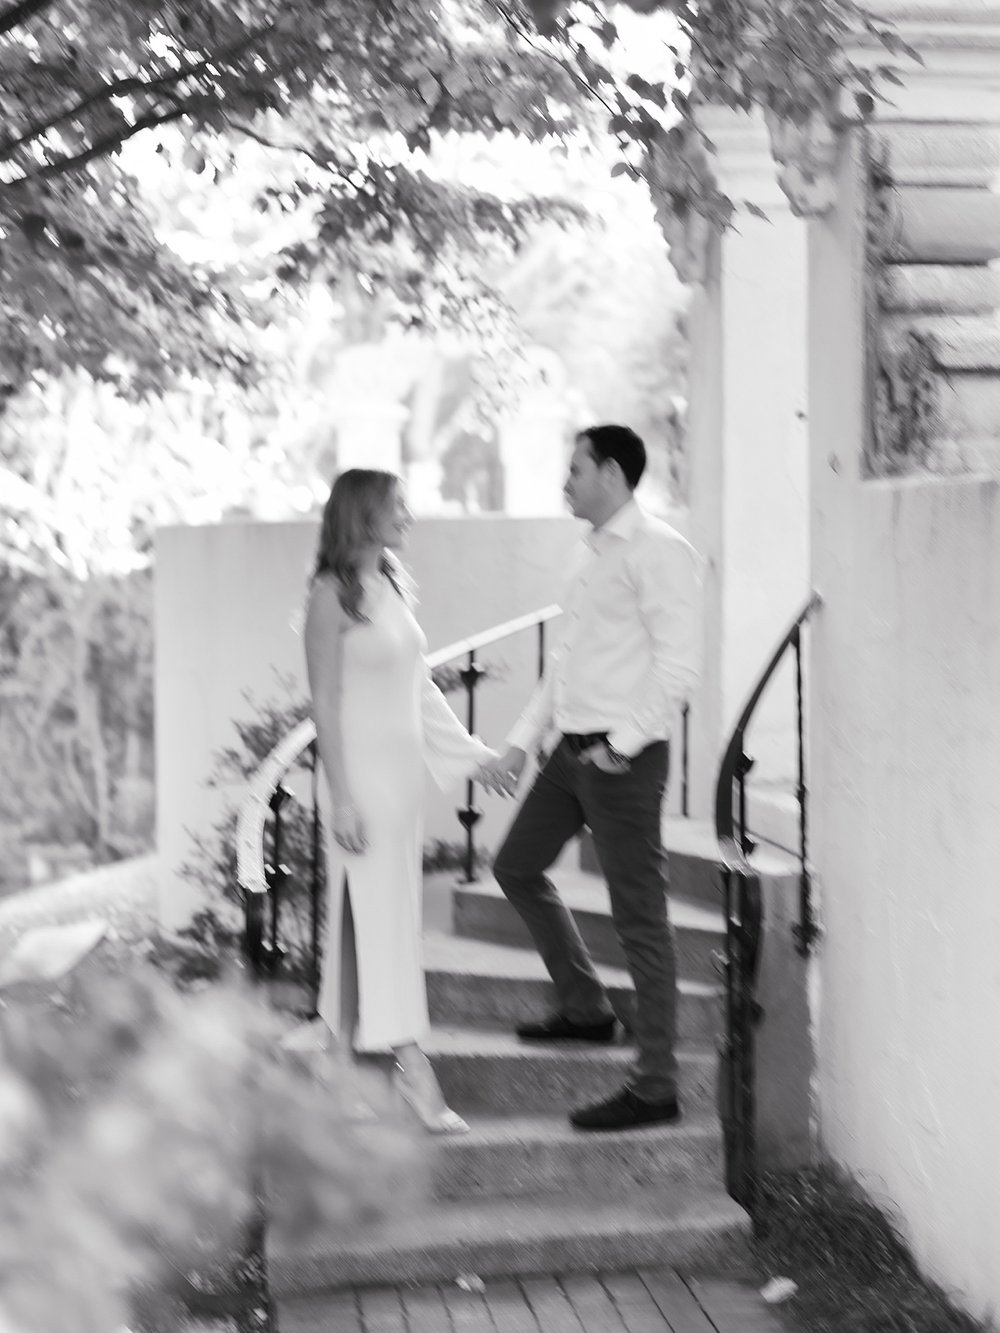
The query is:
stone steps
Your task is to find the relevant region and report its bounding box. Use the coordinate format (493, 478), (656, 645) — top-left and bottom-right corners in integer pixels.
(453, 872), (725, 985)
(870, 124), (1000, 473)
(267, 836), (747, 1302)
(429, 1109), (723, 1202)
(424, 929), (722, 1046)
(425, 1026), (717, 1117)
(267, 1184), (750, 1295)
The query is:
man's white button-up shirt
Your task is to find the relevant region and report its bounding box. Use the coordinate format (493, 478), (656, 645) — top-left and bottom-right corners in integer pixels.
(507, 498), (703, 759)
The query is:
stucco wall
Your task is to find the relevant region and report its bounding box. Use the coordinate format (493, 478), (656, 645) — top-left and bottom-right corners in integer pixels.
(811, 477), (1000, 1318)
(808, 130), (1000, 1321)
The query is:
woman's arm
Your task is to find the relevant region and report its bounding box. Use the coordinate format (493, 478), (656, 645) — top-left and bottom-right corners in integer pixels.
(420, 664), (501, 792)
(304, 578), (366, 851)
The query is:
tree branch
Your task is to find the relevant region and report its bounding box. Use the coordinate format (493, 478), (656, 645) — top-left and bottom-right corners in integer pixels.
(488, 0), (620, 122)
(0, 22), (277, 163)
(0, 102), (211, 189)
(227, 117), (352, 177)
(0, 0), (56, 38)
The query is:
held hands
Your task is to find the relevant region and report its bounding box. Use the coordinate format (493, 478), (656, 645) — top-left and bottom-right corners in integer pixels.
(332, 801), (368, 854)
(475, 745), (527, 798)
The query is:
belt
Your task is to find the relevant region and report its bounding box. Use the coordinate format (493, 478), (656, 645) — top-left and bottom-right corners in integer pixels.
(562, 731), (608, 755)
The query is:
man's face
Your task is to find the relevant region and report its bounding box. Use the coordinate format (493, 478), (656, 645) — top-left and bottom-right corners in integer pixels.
(563, 436), (606, 522)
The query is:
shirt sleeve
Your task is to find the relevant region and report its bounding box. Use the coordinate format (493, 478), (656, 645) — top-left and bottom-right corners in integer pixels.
(505, 645), (559, 754)
(421, 661), (496, 791)
(607, 534), (703, 759)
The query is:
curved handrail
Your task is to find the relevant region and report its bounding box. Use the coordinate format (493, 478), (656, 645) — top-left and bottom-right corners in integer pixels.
(714, 591), (822, 874)
(235, 604), (563, 899)
(712, 589), (822, 1216)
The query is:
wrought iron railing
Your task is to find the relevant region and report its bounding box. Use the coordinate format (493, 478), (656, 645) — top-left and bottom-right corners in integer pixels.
(235, 605), (562, 998)
(713, 592), (822, 1217)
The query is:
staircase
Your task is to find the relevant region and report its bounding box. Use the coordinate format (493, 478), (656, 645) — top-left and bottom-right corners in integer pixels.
(268, 819), (751, 1306)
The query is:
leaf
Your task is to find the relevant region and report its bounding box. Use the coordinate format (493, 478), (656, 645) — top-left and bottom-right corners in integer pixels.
(743, 200), (770, 222)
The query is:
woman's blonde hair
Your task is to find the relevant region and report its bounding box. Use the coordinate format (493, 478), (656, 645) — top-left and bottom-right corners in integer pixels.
(312, 469), (410, 621)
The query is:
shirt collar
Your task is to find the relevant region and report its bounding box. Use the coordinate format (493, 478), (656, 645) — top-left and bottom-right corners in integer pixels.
(586, 497), (642, 549)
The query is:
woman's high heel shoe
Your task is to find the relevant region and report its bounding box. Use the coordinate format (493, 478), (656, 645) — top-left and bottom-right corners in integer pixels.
(393, 1060), (470, 1136)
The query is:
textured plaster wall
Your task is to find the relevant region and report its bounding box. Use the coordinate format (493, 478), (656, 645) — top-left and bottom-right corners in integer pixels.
(809, 130), (1000, 1322)
(813, 477), (1000, 1318)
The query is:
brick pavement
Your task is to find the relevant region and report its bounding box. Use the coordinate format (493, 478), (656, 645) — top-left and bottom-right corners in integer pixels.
(278, 1269), (796, 1333)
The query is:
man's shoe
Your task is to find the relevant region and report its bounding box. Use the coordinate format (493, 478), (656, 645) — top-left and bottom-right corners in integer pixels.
(515, 1013), (618, 1043)
(569, 1086), (681, 1131)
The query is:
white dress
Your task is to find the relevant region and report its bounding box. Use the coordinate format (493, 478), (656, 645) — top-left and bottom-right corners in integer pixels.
(316, 572), (492, 1052)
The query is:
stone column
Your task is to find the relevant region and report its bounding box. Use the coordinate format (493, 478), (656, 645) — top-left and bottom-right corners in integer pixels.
(684, 108), (811, 826)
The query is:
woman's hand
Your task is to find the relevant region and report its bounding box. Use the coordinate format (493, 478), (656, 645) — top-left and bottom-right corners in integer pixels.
(476, 746), (524, 797)
(333, 802), (368, 854)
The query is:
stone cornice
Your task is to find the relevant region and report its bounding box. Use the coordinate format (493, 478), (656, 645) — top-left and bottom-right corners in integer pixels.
(695, 107), (805, 212)
(849, 5), (1000, 123)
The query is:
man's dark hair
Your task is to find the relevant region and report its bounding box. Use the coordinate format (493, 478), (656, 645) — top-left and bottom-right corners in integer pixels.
(578, 425), (646, 490)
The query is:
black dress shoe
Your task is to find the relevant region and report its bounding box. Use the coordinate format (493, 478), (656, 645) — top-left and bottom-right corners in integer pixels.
(515, 1013), (618, 1043)
(569, 1086), (681, 1131)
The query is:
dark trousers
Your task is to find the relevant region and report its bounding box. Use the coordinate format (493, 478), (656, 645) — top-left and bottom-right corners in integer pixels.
(492, 737), (678, 1102)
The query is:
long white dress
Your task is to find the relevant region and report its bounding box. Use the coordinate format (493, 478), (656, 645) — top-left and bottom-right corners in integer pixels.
(316, 571), (492, 1052)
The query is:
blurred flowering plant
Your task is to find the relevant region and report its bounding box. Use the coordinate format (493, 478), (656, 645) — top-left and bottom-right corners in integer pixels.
(0, 943), (420, 1333)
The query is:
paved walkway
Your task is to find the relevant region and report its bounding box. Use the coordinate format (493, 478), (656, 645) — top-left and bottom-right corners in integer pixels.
(279, 1270), (794, 1333)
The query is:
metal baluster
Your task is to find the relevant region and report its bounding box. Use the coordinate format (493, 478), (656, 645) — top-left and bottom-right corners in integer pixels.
(720, 867), (738, 1199)
(458, 649), (486, 882)
(792, 626), (817, 956)
(537, 619), (546, 680)
(265, 785), (291, 977)
(309, 740), (322, 1014)
(732, 886), (747, 1205)
(681, 702), (690, 818)
(735, 743), (755, 858)
(738, 875), (758, 1222)
(244, 889), (265, 980)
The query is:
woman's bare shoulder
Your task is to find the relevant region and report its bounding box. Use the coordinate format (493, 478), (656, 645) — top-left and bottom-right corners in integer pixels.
(305, 574), (347, 632)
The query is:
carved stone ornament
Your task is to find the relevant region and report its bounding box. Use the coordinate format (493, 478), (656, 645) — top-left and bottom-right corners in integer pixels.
(763, 105), (840, 218)
(863, 134), (940, 477)
(654, 201), (712, 286)
(868, 328), (941, 476)
(864, 135), (901, 265)
(645, 135), (715, 286)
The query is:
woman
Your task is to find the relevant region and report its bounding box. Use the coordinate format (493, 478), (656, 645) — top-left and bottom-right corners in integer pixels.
(301, 468), (505, 1136)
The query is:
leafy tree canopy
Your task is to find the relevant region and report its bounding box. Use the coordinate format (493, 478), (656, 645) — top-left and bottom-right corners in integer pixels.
(0, 0), (591, 398)
(0, 0), (912, 397)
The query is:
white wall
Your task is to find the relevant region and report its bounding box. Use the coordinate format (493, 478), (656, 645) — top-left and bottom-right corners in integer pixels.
(155, 516), (580, 928)
(814, 476), (1000, 1322)
(808, 130), (1000, 1322)
(685, 121), (811, 819)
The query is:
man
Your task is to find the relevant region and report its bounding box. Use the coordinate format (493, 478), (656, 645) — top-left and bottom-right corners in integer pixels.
(483, 425), (702, 1131)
